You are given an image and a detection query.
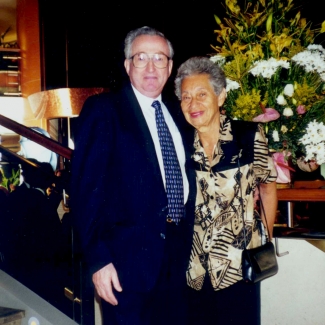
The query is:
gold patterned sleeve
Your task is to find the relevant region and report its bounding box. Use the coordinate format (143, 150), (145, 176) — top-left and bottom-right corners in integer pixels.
(253, 123), (278, 184)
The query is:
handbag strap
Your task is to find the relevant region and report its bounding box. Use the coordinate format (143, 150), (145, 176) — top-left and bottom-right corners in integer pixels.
(258, 187), (272, 240)
(237, 160), (248, 248)
(233, 120), (272, 243)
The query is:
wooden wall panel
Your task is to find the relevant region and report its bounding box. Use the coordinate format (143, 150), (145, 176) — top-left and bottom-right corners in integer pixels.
(16, 0), (41, 97)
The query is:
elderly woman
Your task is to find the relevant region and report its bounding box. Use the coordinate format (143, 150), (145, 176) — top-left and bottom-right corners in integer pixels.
(175, 57), (278, 325)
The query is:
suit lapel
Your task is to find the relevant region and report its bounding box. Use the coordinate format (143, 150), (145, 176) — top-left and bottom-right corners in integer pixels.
(118, 84), (165, 188)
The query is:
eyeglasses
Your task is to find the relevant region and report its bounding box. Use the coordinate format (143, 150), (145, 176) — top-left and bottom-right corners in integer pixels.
(130, 52), (171, 69)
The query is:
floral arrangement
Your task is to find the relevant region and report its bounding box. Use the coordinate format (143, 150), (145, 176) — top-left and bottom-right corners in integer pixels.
(299, 120), (325, 164)
(210, 0), (325, 167)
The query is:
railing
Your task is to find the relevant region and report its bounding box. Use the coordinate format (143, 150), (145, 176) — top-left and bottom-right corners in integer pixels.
(0, 114), (87, 323)
(0, 144), (40, 167)
(0, 114), (72, 160)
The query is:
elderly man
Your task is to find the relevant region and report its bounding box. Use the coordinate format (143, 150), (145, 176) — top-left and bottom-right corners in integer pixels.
(71, 26), (195, 325)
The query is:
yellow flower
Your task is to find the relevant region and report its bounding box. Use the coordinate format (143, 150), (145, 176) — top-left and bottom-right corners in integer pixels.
(293, 82), (319, 111)
(234, 89), (262, 120)
(321, 21), (325, 33)
(299, 18), (307, 29)
(281, 125), (288, 133)
(225, 0), (241, 15)
(287, 41), (305, 58)
(269, 33), (294, 58)
(246, 44), (264, 60)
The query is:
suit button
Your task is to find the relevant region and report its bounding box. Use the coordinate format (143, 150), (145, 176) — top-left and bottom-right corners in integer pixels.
(160, 233), (165, 239)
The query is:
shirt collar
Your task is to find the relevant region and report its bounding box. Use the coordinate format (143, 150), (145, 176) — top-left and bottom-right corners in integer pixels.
(131, 85), (162, 107)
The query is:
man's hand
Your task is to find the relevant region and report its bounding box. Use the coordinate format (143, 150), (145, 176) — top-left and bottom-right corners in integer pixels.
(92, 263), (122, 305)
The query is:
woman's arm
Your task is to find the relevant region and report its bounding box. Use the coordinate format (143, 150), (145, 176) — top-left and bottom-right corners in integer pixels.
(259, 181), (278, 239)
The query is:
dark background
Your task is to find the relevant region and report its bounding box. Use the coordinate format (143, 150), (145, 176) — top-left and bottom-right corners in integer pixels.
(39, 0), (325, 91)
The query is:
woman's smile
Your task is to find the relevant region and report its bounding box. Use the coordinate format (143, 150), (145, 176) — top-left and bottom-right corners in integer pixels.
(190, 111), (204, 118)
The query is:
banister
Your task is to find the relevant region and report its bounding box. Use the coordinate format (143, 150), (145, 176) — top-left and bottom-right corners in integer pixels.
(0, 114), (72, 160)
(0, 144), (40, 167)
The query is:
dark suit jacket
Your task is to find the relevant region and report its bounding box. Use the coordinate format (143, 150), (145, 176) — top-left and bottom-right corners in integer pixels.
(70, 82), (196, 292)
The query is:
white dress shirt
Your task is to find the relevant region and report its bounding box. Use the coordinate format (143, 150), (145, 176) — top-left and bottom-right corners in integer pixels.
(132, 85), (189, 203)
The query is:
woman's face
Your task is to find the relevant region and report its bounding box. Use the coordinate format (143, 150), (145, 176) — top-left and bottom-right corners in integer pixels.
(180, 74), (226, 131)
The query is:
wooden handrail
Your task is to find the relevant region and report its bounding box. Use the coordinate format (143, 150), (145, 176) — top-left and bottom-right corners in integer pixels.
(0, 114), (72, 160)
(0, 144), (40, 167)
(277, 188), (325, 202)
(277, 180), (325, 202)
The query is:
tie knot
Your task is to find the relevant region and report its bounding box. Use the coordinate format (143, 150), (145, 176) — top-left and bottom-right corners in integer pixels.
(152, 100), (161, 110)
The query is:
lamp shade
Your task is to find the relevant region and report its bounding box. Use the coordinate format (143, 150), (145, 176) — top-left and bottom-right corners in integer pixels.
(28, 88), (107, 119)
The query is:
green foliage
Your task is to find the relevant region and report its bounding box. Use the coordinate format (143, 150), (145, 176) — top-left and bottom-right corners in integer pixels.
(0, 167), (20, 191)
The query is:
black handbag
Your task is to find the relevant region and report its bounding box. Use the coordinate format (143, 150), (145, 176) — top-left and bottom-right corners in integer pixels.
(242, 240), (278, 283)
(238, 163), (278, 284)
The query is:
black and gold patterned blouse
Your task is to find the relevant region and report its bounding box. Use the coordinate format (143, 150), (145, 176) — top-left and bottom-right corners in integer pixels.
(186, 115), (277, 291)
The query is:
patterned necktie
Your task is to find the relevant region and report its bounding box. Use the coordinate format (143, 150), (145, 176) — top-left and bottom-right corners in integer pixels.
(152, 100), (184, 223)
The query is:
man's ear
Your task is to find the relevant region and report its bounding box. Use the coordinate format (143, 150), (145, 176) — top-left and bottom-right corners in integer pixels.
(124, 59), (130, 76)
(218, 88), (227, 107)
(168, 60), (173, 77)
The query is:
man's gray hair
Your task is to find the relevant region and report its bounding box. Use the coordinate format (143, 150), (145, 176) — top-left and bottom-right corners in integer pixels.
(175, 57), (226, 100)
(124, 26), (174, 59)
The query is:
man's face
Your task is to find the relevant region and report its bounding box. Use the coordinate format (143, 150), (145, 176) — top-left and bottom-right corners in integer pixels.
(124, 35), (173, 98)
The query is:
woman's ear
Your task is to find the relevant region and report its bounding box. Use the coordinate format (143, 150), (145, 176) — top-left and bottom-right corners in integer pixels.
(218, 88), (227, 107)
